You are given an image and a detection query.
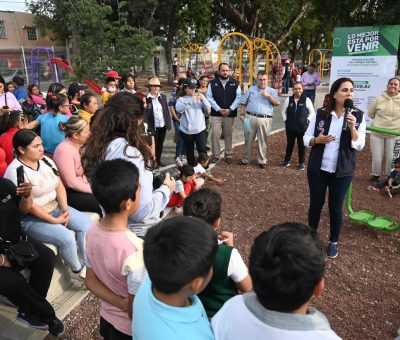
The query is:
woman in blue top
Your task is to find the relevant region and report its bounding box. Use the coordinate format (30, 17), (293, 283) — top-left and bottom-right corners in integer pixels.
(176, 78), (211, 166)
(26, 93), (69, 157)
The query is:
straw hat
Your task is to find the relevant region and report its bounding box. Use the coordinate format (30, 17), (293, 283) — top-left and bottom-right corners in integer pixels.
(147, 77), (162, 87)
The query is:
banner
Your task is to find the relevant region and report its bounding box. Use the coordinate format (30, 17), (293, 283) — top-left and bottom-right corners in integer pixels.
(330, 25), (400, 121)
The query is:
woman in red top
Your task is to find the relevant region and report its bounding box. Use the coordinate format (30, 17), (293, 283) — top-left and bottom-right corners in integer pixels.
(0, 110), (26, 164)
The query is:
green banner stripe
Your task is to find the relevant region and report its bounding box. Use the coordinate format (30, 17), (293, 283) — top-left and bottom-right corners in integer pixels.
(379, 34), (398, 55)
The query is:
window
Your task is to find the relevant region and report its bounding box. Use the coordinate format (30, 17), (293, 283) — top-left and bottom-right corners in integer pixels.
(27, 27), (37, 40)
(0, 21), (6, 38)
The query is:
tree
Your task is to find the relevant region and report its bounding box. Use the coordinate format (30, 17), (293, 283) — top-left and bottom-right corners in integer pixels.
(27, 0), (159, 81)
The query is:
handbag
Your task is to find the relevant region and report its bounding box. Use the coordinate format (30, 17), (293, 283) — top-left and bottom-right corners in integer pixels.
(0, 236), (39, 267)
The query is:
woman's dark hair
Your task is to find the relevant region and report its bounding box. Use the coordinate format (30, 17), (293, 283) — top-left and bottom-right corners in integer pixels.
(27, 84), (38, 95)
(13, 128), (37, 155)
(0, 76), (7, 91)
(199, 75), (209, 82)
(13, 129), (59, 176)
(324, 77), (354, 114)
(80, 93), (96, 110)
(121, 73), (137, 91)
(293, 81), (303, 88)
(47, 93), (68, 117)
(12, 76), (24, 87)
(81, 91), (152, 177)
(183, 188), (222, 225)
(0, 110), (23, 134)
(46, 82), (65, 108)
(179, 164), (194, 179)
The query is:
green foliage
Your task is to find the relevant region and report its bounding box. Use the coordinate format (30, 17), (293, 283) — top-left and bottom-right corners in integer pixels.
(27, 0), (159, 81)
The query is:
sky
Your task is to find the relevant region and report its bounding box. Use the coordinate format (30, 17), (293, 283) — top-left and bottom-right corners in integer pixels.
(0, 1), (29, 12)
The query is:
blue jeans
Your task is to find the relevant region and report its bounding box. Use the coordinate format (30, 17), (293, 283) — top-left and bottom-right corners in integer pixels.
(173, 120), (186, 158)
(307, 171), (353, 242)
(282, 77), (290, 94)
(21, 206), (91, 271)
(303, 89), (316, 105)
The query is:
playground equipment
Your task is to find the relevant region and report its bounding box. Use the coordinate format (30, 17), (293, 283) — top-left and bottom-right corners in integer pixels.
(50, 58), (102, 95)
(30, 48), (58, 88)
(346, 126), (400, 231)
(307, 48), (332, 78)
(218, 33), (283, 91)
(251, 38), (282, 92)
(218, 32), (253, 86)
(176, 43), (214, 79)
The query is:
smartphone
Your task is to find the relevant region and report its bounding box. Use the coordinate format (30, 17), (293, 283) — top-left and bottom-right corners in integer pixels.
(16, 165), (24, 186)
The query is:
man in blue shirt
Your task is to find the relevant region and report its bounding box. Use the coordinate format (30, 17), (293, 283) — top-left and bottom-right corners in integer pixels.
(12, 76), (27, 102)
(239, 71), (280, 168)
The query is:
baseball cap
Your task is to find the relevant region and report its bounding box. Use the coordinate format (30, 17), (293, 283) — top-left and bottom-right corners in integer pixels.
(68, 82), (87, 97)
(107, 70), (121, 79)
(182, 78), (196, 89)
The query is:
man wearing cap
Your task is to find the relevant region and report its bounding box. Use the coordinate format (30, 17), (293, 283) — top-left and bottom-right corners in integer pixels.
(145, 77), (171, 167)
(206, 63), (241, 164)
(301, 63), (321, 105)
(238, 71), (280, 169)
(68, 82), (87, 115)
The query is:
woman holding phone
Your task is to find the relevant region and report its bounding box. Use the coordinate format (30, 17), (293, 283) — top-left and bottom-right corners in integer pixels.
(0, 76), (22, 113)
(4, 129), (90, 277)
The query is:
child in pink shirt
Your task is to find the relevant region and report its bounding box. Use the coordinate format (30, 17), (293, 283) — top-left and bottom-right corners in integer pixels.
(84, 159), (147, 339)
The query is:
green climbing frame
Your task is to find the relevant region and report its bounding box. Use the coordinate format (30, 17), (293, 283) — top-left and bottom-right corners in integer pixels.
(346, 126), (400, 231)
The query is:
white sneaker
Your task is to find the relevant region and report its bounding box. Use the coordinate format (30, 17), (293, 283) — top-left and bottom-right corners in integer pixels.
(174, 206), (183, 214)
(72, 266), (86, 280)
(175, 157), (183, 166)
(181, 155), (187, 163)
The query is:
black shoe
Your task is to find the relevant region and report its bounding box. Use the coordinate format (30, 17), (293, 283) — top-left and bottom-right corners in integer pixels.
(157, 160), (166, 167)
(210, 157), (220, 164)
(258, 164), (267, 169)
(281, 161), (290, 168)
(369, 175), (380, 182)
(298, 163), (305, 171)
(16, 312), (48, 330)
(225, 158), (232, 164)
(48, 317), (65, 338)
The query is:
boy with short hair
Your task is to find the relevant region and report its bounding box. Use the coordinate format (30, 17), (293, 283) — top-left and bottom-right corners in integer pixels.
(194, 153), (224, 185)
(212, 222), (341, 340)
(183, 188), (252, 317)
(101, 77), (118, 107)
(85, 159), (147, 339)
(132, 216), (218, 340)
(385, 157), (400, 198)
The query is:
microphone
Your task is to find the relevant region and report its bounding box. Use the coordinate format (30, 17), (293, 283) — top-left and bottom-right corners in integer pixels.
(342, 99), (353, 131)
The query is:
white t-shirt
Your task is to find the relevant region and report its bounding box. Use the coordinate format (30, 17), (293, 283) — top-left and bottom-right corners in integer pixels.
(226, 248), (248, 283)
(173, 179), (184, 193)
(212, 294), (341, 340)
(5, 156), (59, 207)
(193, 163), (206, 175)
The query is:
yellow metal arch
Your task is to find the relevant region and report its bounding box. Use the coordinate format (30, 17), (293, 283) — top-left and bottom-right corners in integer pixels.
(218, 32), (254, 85)
(177, 43), (214, 77)
(308, 49), (332, 78)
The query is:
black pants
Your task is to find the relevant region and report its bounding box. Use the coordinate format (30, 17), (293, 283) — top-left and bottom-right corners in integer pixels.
(284, 129), (305, 164)
(180, 129), (206, 166)
(0, 239), (56, 322)
(307, 171), (353, 242)
(100, 317), (131, 340)
(67, 188), (102, 216)
(155, 126), (167, 163)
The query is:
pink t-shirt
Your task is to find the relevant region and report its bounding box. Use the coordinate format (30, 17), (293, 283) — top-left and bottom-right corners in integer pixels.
(53, 138), (91, 193)
(85, 223), (146, 336)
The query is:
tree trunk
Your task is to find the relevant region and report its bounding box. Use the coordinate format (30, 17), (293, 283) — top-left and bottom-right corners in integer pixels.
(164, 39), (174, 84)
